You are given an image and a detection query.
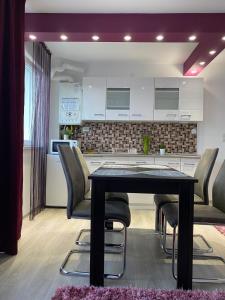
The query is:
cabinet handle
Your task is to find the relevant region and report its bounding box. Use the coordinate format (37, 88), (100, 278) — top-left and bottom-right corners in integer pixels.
(183, 163), (196, 166)
(94, 113), (104, 116)
(132, 114), (142, 117)
(105, 161), (116, 164)
(90, 161), (102, 164)
(135, 161), (146, 164)
(118, 113), (128, 117)
(166, 114), (177, 117)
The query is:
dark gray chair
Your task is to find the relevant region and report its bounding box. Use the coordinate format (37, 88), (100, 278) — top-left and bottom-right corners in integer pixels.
(58, 145), (131, 279)
(72, 146), (129, 243)
(162, 159), (225, 283)
(154, 148), (219, 232)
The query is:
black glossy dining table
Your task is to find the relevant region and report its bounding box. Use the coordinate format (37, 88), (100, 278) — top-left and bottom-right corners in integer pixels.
(89, 163), (197, 290)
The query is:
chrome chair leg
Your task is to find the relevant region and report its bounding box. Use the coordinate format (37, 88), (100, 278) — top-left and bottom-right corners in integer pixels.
(75, 223), (125, 248)
(61, 220), (127, 279)
(169, 221), (225, 284)
(160, 210), (213, 255)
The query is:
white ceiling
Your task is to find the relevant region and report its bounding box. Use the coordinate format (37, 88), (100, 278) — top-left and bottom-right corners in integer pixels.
(26, 0), (225, 13)
(46, 42), (197, 65)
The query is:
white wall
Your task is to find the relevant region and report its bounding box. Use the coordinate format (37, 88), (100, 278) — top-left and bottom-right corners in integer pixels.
(197, 50), (225, 199)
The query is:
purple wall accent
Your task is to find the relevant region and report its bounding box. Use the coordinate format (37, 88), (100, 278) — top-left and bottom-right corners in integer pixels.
(25, 13), (225, 76)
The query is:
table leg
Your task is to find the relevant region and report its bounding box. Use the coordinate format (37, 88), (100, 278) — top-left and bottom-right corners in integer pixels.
(177, 182), (194, 290)
(90, 180), (105, 286)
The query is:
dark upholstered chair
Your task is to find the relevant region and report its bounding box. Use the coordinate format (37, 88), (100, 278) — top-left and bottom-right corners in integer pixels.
(72, 146), (129, 204)
(72, 146), (129, 241)
(154, 148), (219, 232)
(162, 159), (225, 283)
(58, 145), (131, 279)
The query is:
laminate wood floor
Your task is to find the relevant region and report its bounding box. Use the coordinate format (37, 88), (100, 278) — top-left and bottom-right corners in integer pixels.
(0, 208), (225, 300)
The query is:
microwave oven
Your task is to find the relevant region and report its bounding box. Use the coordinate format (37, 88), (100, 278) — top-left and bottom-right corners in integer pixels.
(50, 139), (79, 154)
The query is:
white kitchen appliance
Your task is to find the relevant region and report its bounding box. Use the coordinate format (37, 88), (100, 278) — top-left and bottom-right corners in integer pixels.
(50, 139), (79, 154)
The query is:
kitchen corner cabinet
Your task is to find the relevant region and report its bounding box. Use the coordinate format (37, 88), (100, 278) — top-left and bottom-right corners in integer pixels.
(82, 77), (106, 120)
(179, 78), (203, 121)
(130, 78), (154, 121)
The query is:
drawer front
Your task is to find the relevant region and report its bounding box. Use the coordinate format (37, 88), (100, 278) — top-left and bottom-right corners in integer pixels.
(180, 158), (199, 176)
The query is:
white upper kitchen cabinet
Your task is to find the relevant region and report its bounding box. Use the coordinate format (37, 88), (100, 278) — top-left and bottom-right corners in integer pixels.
(179, 78), (203, 121)
(106, 77), (130, 121)
(130, 78), (154, 121)
(82, 77), (106, 120)
(154, 78), (180, 121)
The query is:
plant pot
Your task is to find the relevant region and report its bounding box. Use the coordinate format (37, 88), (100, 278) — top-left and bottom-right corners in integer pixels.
(63, 134), (69, 140)
(160, 148), (165, 156)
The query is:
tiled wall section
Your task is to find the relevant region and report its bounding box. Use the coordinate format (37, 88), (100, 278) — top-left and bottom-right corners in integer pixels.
(69, 122), (197, 153)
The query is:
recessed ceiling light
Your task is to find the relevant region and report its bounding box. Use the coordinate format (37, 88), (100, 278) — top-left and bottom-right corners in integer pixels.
(29, 34), (37, 40)
(209, 50), (216, 55)
(124, 35), (132, 41)
(156, 35), (164, 41)
(199, 61), (206, 66)
(189, 35), (197, 41)
(191, 69), (197, 74)
(92, 35), (100, 41)
(222, 36), (225, 41)
(60, 34), (68, 41)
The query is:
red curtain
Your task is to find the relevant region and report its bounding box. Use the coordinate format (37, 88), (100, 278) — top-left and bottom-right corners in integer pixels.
(0, 0), (26, 254)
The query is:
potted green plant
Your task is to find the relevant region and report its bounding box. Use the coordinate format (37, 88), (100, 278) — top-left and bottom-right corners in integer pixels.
(63, 126), (73, 140)
(159, 143), (166, 156)
(143, 135), (151, 155)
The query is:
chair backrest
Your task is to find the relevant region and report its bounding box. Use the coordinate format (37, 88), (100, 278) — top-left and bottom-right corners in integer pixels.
(194, 148), (219, 204)
(212, 160), (225, 213)
(58, 145), (85, 218)
(72, 146), (91, 195)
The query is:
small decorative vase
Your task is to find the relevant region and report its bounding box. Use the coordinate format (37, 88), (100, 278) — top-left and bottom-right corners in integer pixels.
(160, 148), (165, 156)
(63, 134), (69, 140)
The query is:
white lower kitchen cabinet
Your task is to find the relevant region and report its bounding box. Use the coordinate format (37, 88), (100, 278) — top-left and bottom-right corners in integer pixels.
(45, 154), (200, 208)
(180, 158), (199, 176)
(46, 154), (67, 207)
(155, 157), (181, 171)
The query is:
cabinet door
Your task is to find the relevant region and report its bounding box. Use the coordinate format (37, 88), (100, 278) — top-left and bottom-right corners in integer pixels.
(82, 77), (106, 120)
(46, 155), (67, 207)
(130, 78), (154, 121)
(106, 109), (130, 120)
(154, 110), (179, 121)
(179, 78), (203, 121)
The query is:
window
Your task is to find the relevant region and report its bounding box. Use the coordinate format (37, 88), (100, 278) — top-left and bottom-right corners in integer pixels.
(24, 63), (33, 145)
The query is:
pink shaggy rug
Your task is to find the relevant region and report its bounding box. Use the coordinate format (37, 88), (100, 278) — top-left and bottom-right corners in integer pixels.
(52, 286), (225, 300)
(215, 226), (225, 236)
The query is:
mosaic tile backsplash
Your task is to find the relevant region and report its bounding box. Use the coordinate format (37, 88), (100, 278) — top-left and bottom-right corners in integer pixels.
(64, 122), (197, 153)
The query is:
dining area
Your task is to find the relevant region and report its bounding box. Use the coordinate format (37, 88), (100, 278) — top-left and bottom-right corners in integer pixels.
(57, 144), (225, 291)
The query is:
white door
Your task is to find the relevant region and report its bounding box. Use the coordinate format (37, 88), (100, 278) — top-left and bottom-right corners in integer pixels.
(130, 78), (154, 121)
(82, 77), (106, 120)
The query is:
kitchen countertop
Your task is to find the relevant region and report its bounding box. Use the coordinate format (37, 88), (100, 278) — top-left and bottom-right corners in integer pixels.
(83, 152), (201, 159)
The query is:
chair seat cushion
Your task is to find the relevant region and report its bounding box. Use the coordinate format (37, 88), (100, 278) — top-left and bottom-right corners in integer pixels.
(162, 202), (225, 228)
(85, 190), (129, 204)
(154, 193), (204, 209)
(72, 200), (131, 227)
